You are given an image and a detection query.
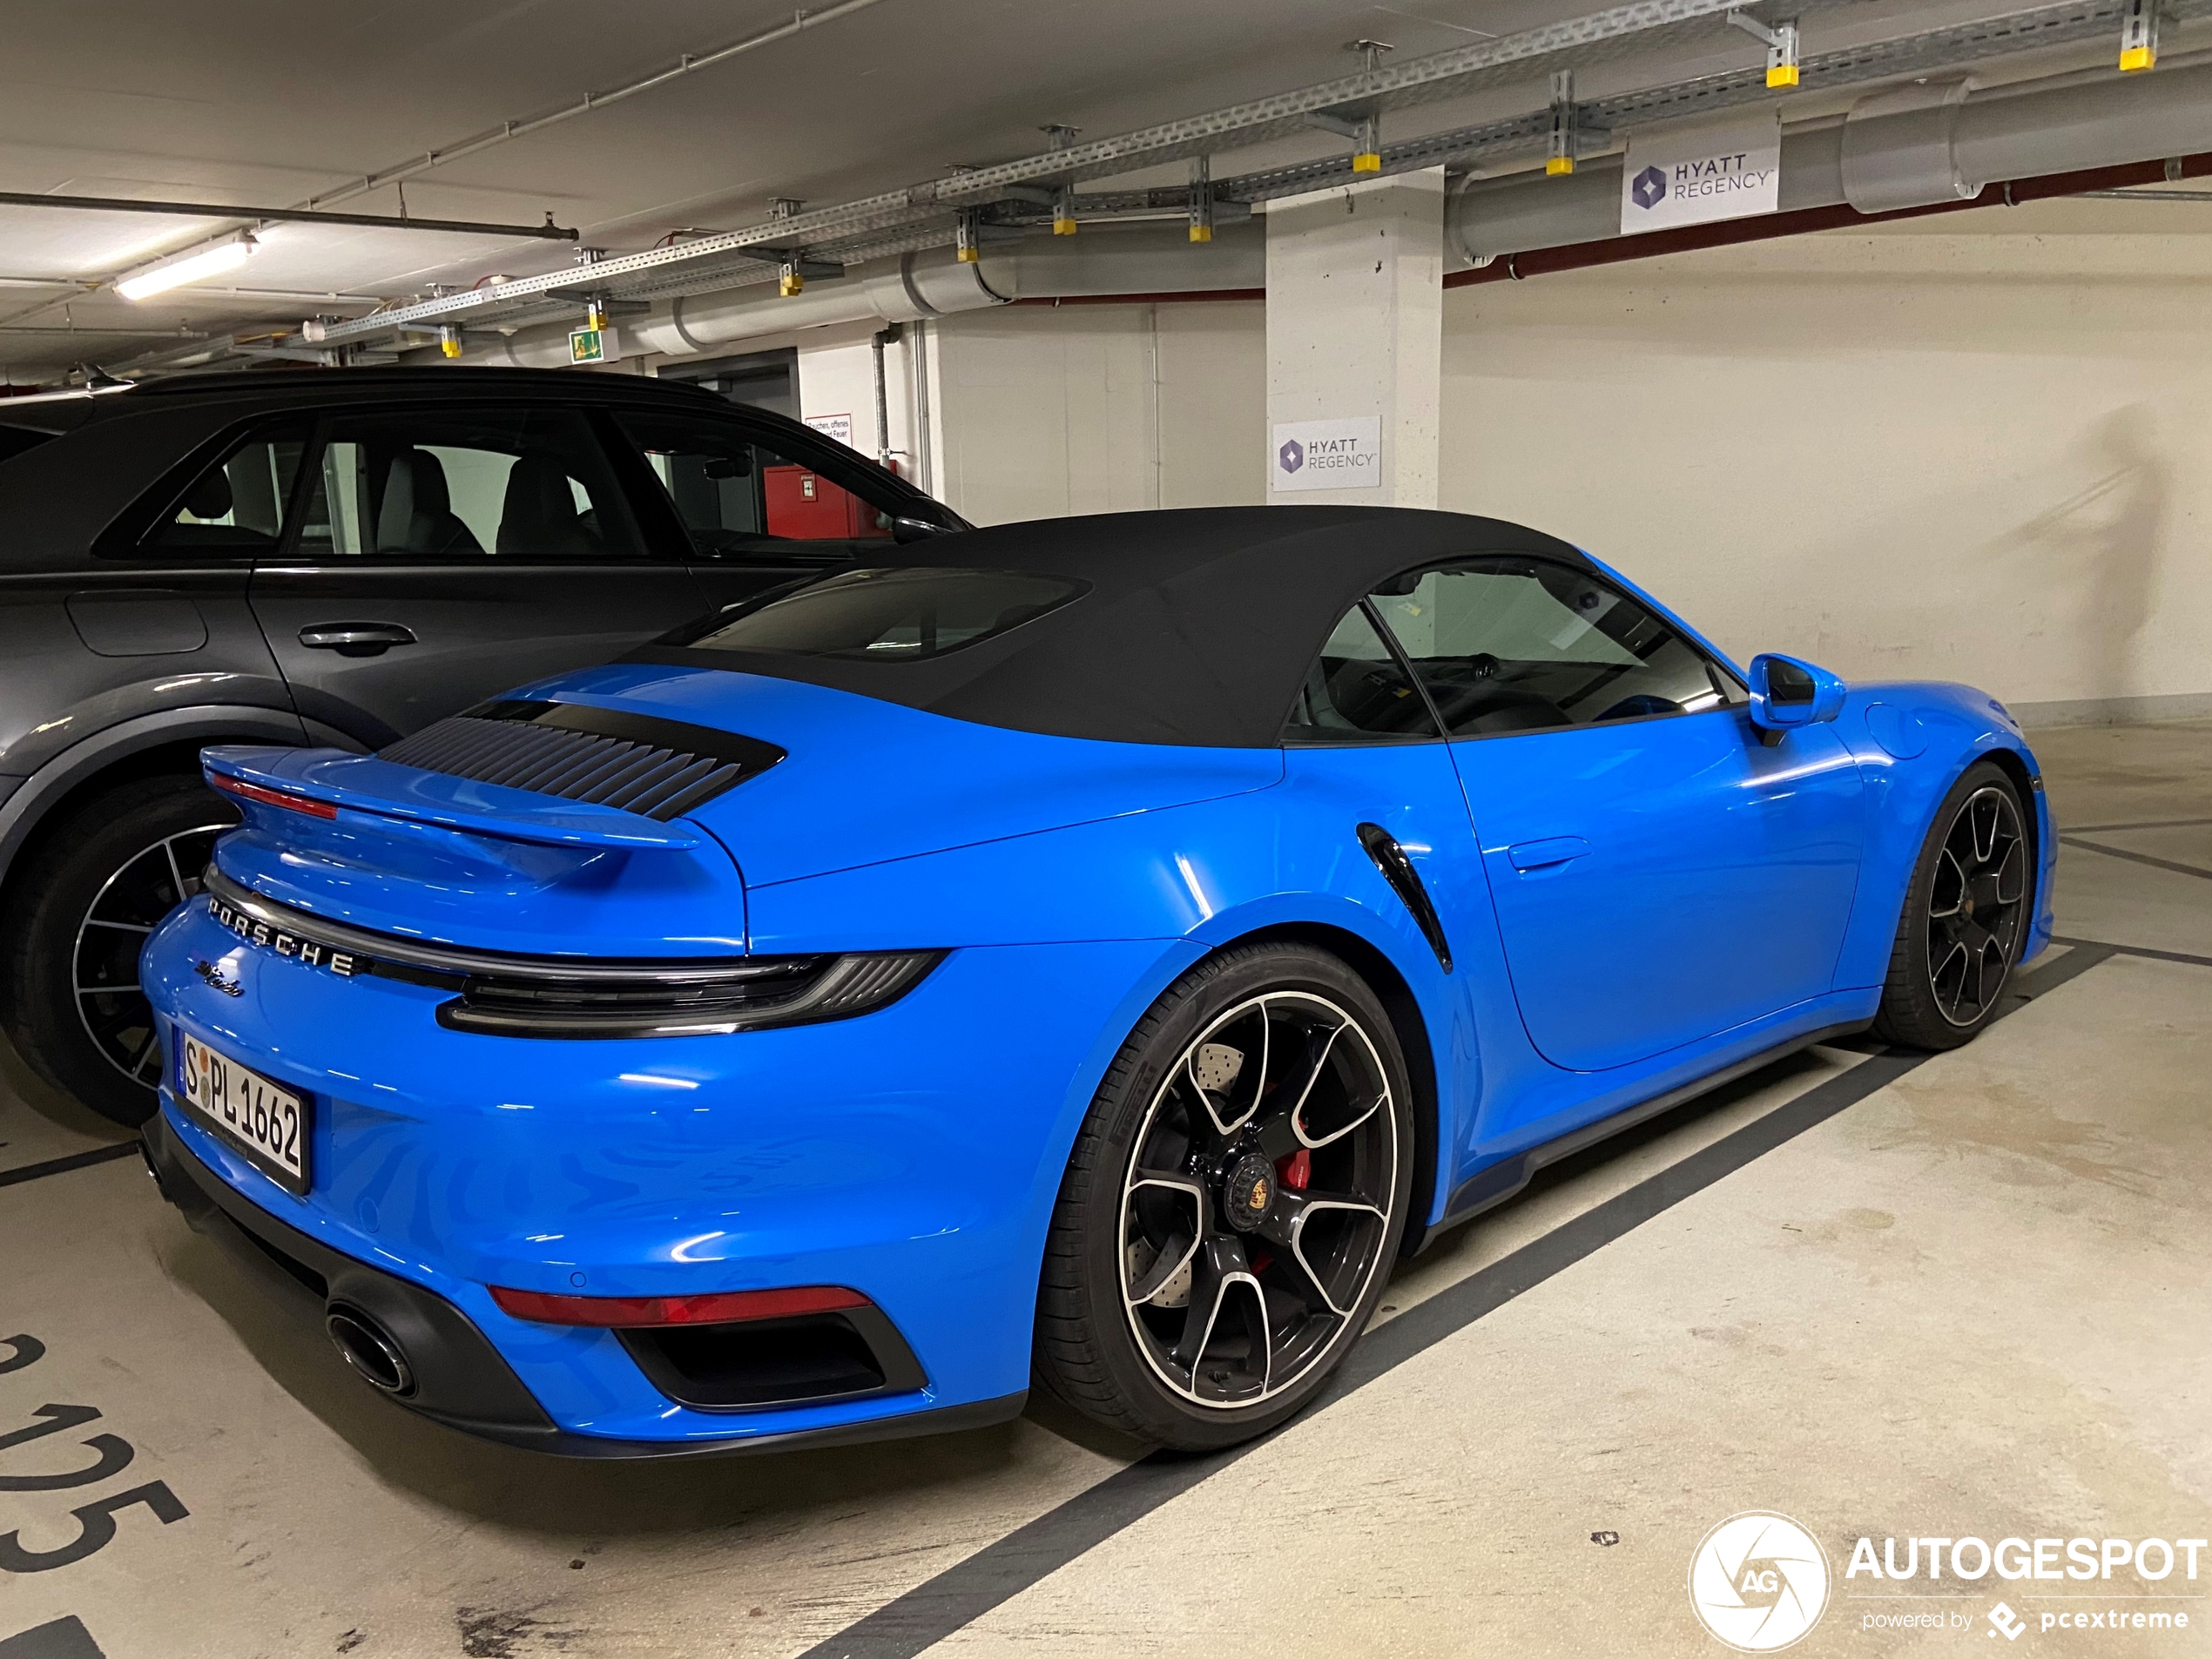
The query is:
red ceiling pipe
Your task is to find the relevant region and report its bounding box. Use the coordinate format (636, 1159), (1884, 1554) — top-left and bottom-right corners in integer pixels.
(1010, 288), (1264, 307)
(1000, 149), (2212, 307)
(1448, 147), (2212, 287)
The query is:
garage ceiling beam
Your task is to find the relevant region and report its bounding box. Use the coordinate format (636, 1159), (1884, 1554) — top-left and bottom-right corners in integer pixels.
(254, 0), (2209, 360)
(0, 189), (577, 240)
(301, 0), (1865, 347)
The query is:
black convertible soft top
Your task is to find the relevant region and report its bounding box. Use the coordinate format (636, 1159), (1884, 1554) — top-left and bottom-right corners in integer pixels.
(638, 506), (1594, 749)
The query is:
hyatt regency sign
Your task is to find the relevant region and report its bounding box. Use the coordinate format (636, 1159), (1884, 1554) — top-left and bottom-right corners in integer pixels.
(1271, 415), (1382, 493)
(1621, 111), (1782, 235)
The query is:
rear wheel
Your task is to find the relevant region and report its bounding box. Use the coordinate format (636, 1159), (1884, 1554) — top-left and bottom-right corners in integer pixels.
(1, 776), (236, 1125)
(1870, 761), (2030, 1051)
(1035, 944), (1413, 1450)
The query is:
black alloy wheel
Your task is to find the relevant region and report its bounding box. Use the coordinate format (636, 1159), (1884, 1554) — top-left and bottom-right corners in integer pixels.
(1035, 944), (1413, 1449)
(1871, 761), (2031, 1051)
(1, 776), (238, 1125)
(1925, 786), (2028, 1025)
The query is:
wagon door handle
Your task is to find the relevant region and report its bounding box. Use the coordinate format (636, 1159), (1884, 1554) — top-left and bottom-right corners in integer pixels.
(298, 623), (416, 657)
(1505, 836), (1591, 873)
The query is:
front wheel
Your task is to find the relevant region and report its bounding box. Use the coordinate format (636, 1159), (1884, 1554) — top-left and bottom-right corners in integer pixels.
(1034, 944), (1413, 1451)
(1, 775), (237, 1125)
(1871, 760), (2031, 1051)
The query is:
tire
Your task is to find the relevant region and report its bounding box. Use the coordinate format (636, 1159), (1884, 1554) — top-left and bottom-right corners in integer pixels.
(1, 775), (238, 1126)
(1035, 942), (1415, 1451)
(1869, 760), (2032, 1052)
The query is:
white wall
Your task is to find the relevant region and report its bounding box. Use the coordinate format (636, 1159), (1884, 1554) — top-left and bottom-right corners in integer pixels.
(1440, 225), (2212, 720)
(765, 213), (2212, 722)
(792, 320), (923, 481)
(923, 301), (1265, 526)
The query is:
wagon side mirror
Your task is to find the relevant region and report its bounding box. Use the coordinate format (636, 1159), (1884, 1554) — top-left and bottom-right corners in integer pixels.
(1748, 653), (1846, 745)
(891, 515), (948, 543)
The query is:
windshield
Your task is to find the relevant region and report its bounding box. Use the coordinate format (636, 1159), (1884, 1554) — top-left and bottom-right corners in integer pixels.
(683, 566), (1086, 661)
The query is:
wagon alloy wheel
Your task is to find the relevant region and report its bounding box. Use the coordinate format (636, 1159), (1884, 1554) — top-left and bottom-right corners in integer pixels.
(1119, 991), (1397, 1410)
(2, 775), (240, 1126)
(73, 824), (230, 1086)
(1924, 786), (2027, 1027)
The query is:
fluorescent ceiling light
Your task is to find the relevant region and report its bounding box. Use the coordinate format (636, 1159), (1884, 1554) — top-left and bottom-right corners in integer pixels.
(116, 235), (257, 301)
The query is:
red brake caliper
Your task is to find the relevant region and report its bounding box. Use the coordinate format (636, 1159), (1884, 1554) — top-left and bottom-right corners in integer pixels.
(1250, 1150), (1308, 1275)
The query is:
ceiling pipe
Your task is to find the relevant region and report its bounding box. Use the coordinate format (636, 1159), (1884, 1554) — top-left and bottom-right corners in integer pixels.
(432, 63), (2212, 361)
(1447, 147), (2212, 287)
(1449, 57), (2212, 264)
(442, 219), (1264, 366)
(300, 0), (899, 214)
(0, 190), (574, 240)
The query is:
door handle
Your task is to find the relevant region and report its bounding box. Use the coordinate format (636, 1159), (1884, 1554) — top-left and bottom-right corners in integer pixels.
(298, 623), (417, 657)
(1505, 836), (1591, 873)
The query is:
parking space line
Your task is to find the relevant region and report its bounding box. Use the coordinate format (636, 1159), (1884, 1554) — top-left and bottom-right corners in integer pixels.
(2050, 934), (2212, 969)
(2059, 836), (2212, 881)
(0, 1146), (136, 1192)
(2062, 816), (2212, 833)
(797, 943), (2117, 1659)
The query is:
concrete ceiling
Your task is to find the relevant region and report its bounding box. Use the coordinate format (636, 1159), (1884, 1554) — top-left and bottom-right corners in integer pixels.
(0, 0), (2177, 381)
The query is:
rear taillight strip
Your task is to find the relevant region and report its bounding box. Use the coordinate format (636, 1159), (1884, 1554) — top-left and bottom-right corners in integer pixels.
(210, 774), (337, 819)
(489, 1283), (870, 1328)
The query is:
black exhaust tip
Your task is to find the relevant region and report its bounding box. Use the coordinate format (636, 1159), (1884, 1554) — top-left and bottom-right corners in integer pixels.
(326, 1305), (415, 1396)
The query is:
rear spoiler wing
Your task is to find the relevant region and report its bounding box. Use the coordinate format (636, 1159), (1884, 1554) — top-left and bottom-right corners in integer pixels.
(200, 746), (704, 851)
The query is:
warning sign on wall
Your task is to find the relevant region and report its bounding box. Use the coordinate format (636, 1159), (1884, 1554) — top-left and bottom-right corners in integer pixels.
(805, 412), (855, 449)
(1619, 112), (1781, 235)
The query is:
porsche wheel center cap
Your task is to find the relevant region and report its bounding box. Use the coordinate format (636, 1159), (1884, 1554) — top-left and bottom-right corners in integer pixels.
(1222, 1152), (1275, 1233)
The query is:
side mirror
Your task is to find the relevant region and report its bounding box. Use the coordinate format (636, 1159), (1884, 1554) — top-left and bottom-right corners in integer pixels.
(1747, 653), (1846, 745)
(890, 515), (948, 544)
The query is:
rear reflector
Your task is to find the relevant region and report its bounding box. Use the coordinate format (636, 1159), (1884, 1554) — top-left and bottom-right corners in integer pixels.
(212, 774), (338, 819)
(489, 1283), (871, 1328)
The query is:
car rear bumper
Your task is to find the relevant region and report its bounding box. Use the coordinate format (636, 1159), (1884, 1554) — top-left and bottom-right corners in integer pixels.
(140, 894), (1190, 1447)
(143, 1109), (1026, 1458)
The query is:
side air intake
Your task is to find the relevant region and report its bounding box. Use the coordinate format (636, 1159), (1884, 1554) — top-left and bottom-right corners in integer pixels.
(380, 699), (784, 823)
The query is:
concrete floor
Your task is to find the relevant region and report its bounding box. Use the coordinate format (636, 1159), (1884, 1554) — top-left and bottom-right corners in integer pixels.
(2, 723), (2206, 1659)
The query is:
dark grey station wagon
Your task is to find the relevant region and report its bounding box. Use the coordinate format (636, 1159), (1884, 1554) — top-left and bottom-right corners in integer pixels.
(0, 367), (962, 1123)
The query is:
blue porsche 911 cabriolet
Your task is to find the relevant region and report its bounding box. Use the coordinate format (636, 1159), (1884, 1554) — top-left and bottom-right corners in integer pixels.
(138, 506), (2054, 1455)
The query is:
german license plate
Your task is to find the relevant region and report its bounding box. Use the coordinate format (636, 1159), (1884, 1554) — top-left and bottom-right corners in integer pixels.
(177, 1032), (309, 1194)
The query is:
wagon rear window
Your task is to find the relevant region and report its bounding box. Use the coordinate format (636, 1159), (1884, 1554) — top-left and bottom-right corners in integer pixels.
(684, 567), (1085, 661)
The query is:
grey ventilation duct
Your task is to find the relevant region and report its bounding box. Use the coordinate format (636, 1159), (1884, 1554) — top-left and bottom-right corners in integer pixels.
(450, 219), (1264, 368)
(1841, 79), (1977, 212)
(1453, 59), (2212, 265)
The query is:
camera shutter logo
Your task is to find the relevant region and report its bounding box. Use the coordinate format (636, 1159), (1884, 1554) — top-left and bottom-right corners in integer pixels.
(1688, 1512), (1831, 1651)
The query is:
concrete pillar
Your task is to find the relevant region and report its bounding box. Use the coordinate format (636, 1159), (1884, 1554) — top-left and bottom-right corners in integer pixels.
(1264, 169), (1445, 507)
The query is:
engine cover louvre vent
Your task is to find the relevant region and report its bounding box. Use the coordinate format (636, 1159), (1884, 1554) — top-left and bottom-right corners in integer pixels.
(380, 698), (784, 823)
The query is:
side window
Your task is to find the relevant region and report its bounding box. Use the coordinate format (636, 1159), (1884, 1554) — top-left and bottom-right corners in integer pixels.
(1282, 604), (1440, 744)
(293, 408), (643, 559)
(1368, 558), (1729, 738)
(146, 430), (308, 553)
(610, 411), (897, 553)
